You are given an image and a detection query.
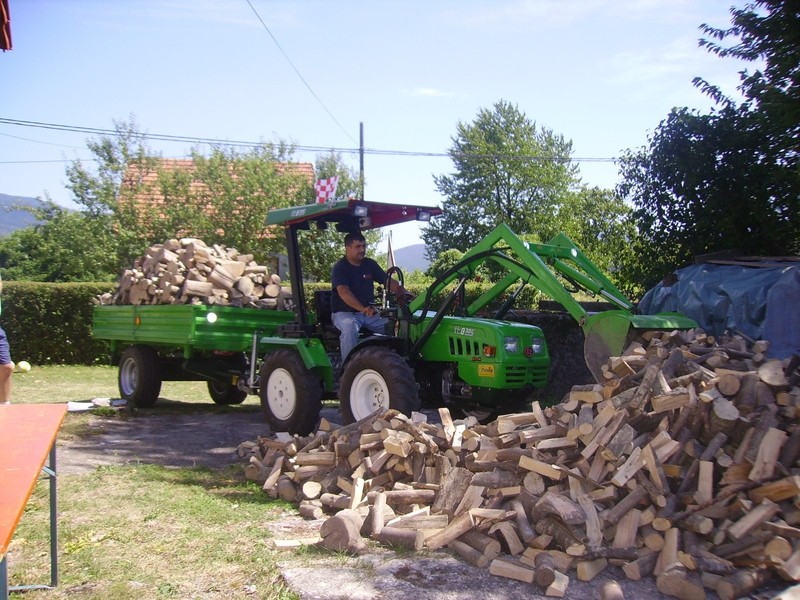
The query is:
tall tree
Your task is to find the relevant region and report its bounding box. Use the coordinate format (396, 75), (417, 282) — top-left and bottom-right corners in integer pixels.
(694, 0), (800, 155)
(153, 143), (309, 263)
(555, 187), (638, 292)
(423, 101), (580, 258)
(0, 202), (120, 281)
(4, 117), (322, 281)
(617, 1), (800, 288)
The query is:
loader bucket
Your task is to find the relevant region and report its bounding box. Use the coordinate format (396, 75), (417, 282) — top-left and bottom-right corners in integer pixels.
(582, 310), (698, 382)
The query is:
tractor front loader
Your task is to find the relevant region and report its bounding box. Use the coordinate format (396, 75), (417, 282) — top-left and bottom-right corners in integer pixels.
(411, 223), (698, 383)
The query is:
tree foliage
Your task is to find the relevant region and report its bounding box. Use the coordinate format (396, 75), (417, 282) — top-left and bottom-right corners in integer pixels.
(423, 101), (580, 259)
(2, 118), (358, 282)
(556, 187), (638, 291)
(0, 202), (120, 282)
(616, 1), (800, 288)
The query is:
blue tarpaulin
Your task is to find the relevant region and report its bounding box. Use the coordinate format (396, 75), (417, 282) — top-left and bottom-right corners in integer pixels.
(638, 262), (800, 359)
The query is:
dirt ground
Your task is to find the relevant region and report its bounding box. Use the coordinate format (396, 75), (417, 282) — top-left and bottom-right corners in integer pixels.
(57, 405), (791, 600)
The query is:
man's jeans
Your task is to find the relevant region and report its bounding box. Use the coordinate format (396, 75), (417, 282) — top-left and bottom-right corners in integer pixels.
(332, 311), (388, 360)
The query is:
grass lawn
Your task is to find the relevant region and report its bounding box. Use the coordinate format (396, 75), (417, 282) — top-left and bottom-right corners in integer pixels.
(4, 365), (298, 600)
(11, 364), (219, 406)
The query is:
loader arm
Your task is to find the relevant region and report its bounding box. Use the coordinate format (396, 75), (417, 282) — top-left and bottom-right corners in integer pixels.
(409, 223), (697, 381)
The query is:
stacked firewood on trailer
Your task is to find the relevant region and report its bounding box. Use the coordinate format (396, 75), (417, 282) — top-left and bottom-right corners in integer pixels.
(238, 330), (800, 600)
(94, 238), (291, 309)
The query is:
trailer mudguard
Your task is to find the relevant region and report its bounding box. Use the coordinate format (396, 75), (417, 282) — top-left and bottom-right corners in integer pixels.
(258, 336), (334, 391)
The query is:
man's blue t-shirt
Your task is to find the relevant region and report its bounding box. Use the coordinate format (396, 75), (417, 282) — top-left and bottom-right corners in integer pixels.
(331, 257), (386, 313)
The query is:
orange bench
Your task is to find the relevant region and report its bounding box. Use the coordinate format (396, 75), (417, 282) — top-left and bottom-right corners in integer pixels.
(0, 404), (67, 599)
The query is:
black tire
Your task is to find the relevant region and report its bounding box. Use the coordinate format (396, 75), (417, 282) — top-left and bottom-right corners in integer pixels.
(259, 349), (322, 435)
(339, 346), (420, 424)
(207, 380), (247, 405)
(118, 345), (162, 408)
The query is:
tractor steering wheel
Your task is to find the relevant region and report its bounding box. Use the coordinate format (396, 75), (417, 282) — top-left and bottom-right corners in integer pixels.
(385, 266), (405, 309)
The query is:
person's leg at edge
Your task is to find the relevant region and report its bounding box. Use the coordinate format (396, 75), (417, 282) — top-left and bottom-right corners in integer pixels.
(0, 326), (12, 404)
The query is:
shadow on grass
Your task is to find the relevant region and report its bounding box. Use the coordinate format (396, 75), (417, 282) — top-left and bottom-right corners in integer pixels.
(104, 462), (290, 508)
(58, 401), (273, 475)
(136, 396), (264, 415)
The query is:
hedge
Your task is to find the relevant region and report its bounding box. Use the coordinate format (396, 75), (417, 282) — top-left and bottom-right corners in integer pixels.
(1, 282), (115, 365)
(0, 281), (542, 365)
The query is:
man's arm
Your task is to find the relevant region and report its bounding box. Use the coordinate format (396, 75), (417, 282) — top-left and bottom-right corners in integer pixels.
(335, 284), (378, 317)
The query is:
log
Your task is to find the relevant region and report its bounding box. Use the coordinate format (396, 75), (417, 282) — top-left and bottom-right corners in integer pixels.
(657, 567), (706, 600)
(546, 571), (570, 598)
(576, 557), (607, 581)
(425, 511), (475, 550)
(489, 558), (535, 584)
(378, 526), (424, 551)
(459, 529), (501, 559)
(534, 550), (557, 587)
(431, 466), (473, 517)
(319, 511), (367, 553)
(369, 491), (387, 538)
(600, 580), (625, 600)
(449, 539), (489, 568)
(716, 569), (772, 600)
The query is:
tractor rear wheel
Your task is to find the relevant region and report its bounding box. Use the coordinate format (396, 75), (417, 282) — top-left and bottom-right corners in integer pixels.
(259, 349), (322, 435)
(340, 346), (420, 423)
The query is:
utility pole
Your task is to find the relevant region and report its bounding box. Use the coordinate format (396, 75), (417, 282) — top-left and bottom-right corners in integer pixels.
(359, 122), (365, 200)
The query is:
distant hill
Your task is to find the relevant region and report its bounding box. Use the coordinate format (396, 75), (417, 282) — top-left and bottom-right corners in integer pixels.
(394, 243), (431, 272)
(0, 194), (44, 236)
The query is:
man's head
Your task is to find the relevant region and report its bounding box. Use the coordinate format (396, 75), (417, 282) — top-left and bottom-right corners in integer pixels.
(344, 232), (367, 265)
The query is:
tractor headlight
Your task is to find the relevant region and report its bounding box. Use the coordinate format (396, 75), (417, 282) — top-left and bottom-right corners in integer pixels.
(504, 336), (520, 353)
(531, 337), (544, 354)
(207, 312), (218, 324)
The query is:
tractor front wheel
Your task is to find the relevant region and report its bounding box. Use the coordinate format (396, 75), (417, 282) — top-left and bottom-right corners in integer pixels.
(340, 346), (419, 423)
(259, 349), (322, 435)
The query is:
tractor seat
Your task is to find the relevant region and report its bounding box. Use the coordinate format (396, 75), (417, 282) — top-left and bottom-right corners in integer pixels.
(314, 289), (340, 338)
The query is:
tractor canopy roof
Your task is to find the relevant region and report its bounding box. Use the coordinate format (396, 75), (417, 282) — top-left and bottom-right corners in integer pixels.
(266, 199), (441, 233)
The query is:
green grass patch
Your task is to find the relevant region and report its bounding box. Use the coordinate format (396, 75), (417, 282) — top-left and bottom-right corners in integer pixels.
(7, 464), (297, 600)
(11, 364), (263, 414)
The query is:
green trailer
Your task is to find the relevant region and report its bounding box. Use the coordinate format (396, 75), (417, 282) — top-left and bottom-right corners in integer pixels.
(92, 303), (296, 407)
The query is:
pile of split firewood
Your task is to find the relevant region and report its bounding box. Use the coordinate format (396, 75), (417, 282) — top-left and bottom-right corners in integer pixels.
(94, 238), (291, 308)
(237, 330), (800, 600)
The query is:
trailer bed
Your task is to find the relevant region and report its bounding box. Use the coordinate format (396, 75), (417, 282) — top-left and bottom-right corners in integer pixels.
(92, 304), (295, 353)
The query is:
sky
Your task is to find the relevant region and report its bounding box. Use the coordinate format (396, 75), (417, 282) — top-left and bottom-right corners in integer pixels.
(0, 0), (751, 249)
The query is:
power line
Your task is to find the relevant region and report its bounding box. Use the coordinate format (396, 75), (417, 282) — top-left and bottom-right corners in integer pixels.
(244, 0), (357, 145)
(0, 117), (620, 164)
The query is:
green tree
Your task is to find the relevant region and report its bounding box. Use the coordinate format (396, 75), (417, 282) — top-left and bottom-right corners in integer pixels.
(617, 1), (800, 288)
(4, 117), (321, 282)
(65, 116), (161, 269)
(694, 0), (799, 155)
(555, 187), (639, 292)
(424, 101), (580, 259)
(153, 143), (310, 263)
(0, 202), (119, 281)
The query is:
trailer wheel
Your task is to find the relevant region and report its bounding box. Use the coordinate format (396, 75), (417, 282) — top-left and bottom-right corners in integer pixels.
(259, 349), (322, 435)
(207, 380), (247, 405)
(340, 346), (420, 423)
(118, 345), (162, 408)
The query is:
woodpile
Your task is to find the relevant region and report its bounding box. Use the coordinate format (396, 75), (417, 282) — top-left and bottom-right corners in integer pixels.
(238, 330), (800, 599)
(94, 238), (291, 308)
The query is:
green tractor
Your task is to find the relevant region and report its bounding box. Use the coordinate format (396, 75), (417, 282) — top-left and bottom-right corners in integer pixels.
(259, 199), (695, 434)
